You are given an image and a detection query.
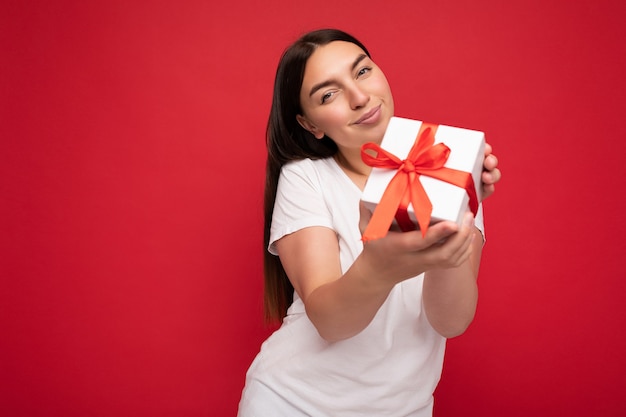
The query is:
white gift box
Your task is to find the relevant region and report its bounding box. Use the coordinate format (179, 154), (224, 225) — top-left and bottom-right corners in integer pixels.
(361, 116), (485, 230)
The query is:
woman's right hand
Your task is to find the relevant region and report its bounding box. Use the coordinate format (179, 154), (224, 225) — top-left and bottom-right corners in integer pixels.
(357, 202), (475, 285)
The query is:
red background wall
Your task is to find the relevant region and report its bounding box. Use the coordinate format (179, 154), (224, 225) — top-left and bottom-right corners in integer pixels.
(2, 1), (625, 416)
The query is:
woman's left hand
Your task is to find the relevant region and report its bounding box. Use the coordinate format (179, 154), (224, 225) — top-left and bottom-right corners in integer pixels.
(481, 143), (501, 200)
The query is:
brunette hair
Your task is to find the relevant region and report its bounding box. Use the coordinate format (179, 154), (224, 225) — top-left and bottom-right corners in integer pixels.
(263, 29), (371, 323)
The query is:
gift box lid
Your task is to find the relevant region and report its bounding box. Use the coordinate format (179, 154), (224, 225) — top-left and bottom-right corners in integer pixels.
(361, 116), (485, 229)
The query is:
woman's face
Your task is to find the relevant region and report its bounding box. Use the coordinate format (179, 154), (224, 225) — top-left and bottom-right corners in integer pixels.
(297, 41), (394, 152)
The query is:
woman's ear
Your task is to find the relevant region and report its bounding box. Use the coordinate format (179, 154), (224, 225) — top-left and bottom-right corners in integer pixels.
(296, 114), (325, 139)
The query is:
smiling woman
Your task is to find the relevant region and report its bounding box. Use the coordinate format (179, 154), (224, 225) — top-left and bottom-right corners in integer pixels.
(296, 41), (393, 159)
(237, 28), (501, 416)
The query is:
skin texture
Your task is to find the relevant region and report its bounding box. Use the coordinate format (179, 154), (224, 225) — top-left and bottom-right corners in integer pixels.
(276, 41), (501, 342)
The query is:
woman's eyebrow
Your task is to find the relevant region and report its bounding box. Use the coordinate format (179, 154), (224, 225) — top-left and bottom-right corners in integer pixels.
(308, 54), (369, 97)
(350, 54), (368, 71)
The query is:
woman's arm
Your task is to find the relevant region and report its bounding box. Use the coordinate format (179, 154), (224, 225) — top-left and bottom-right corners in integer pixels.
(422, 221), (482, 338)
(276, 145), (500, 342)
(422, 143), (500, 338)
(275, 225), (395, 342)
(275, 212), (473, 342)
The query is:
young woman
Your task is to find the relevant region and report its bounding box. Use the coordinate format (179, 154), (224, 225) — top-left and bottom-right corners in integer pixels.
(238, 29), (501, 416)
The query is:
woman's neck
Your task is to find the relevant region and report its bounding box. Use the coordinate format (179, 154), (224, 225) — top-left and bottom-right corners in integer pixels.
(333, 151), (371, 190)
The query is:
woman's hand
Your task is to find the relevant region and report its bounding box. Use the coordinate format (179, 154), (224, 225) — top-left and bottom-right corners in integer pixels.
(359, 205), (481, 339)
(358, 203), (475, 286)
(482, 143), (501, 200)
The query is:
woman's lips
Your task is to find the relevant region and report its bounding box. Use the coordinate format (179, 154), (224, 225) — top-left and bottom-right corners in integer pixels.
(354, 105), (382, 125)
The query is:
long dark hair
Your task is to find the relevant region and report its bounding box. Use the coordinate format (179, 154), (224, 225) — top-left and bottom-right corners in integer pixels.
(263, 29), (371, 323)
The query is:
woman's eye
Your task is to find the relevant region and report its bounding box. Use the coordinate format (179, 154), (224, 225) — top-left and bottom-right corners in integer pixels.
(321, 91), (334, 104)
(357, 67), (372, 77)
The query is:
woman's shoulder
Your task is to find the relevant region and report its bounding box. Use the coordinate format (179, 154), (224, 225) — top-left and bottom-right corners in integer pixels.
(280, 157), (339, 179)
(282, 156), (334, 170)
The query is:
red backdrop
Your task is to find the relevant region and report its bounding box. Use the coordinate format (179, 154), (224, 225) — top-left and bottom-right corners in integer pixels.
(2, 1), (625, 416)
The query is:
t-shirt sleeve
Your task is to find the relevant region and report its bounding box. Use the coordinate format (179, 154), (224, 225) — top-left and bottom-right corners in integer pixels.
(268, 160), (334, 255)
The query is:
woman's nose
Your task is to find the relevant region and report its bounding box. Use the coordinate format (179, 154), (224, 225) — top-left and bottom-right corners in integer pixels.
(348, 84), (370, 110)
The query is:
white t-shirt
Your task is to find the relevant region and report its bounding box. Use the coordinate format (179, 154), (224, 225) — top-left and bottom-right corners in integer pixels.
(238, 157), (485, 417)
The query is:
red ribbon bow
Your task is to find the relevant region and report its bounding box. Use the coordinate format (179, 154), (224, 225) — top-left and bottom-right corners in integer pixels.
(361, 123), (479, 242)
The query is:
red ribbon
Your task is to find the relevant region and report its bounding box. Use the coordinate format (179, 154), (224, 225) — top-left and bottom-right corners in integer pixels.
(361, 123), (478, 241)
